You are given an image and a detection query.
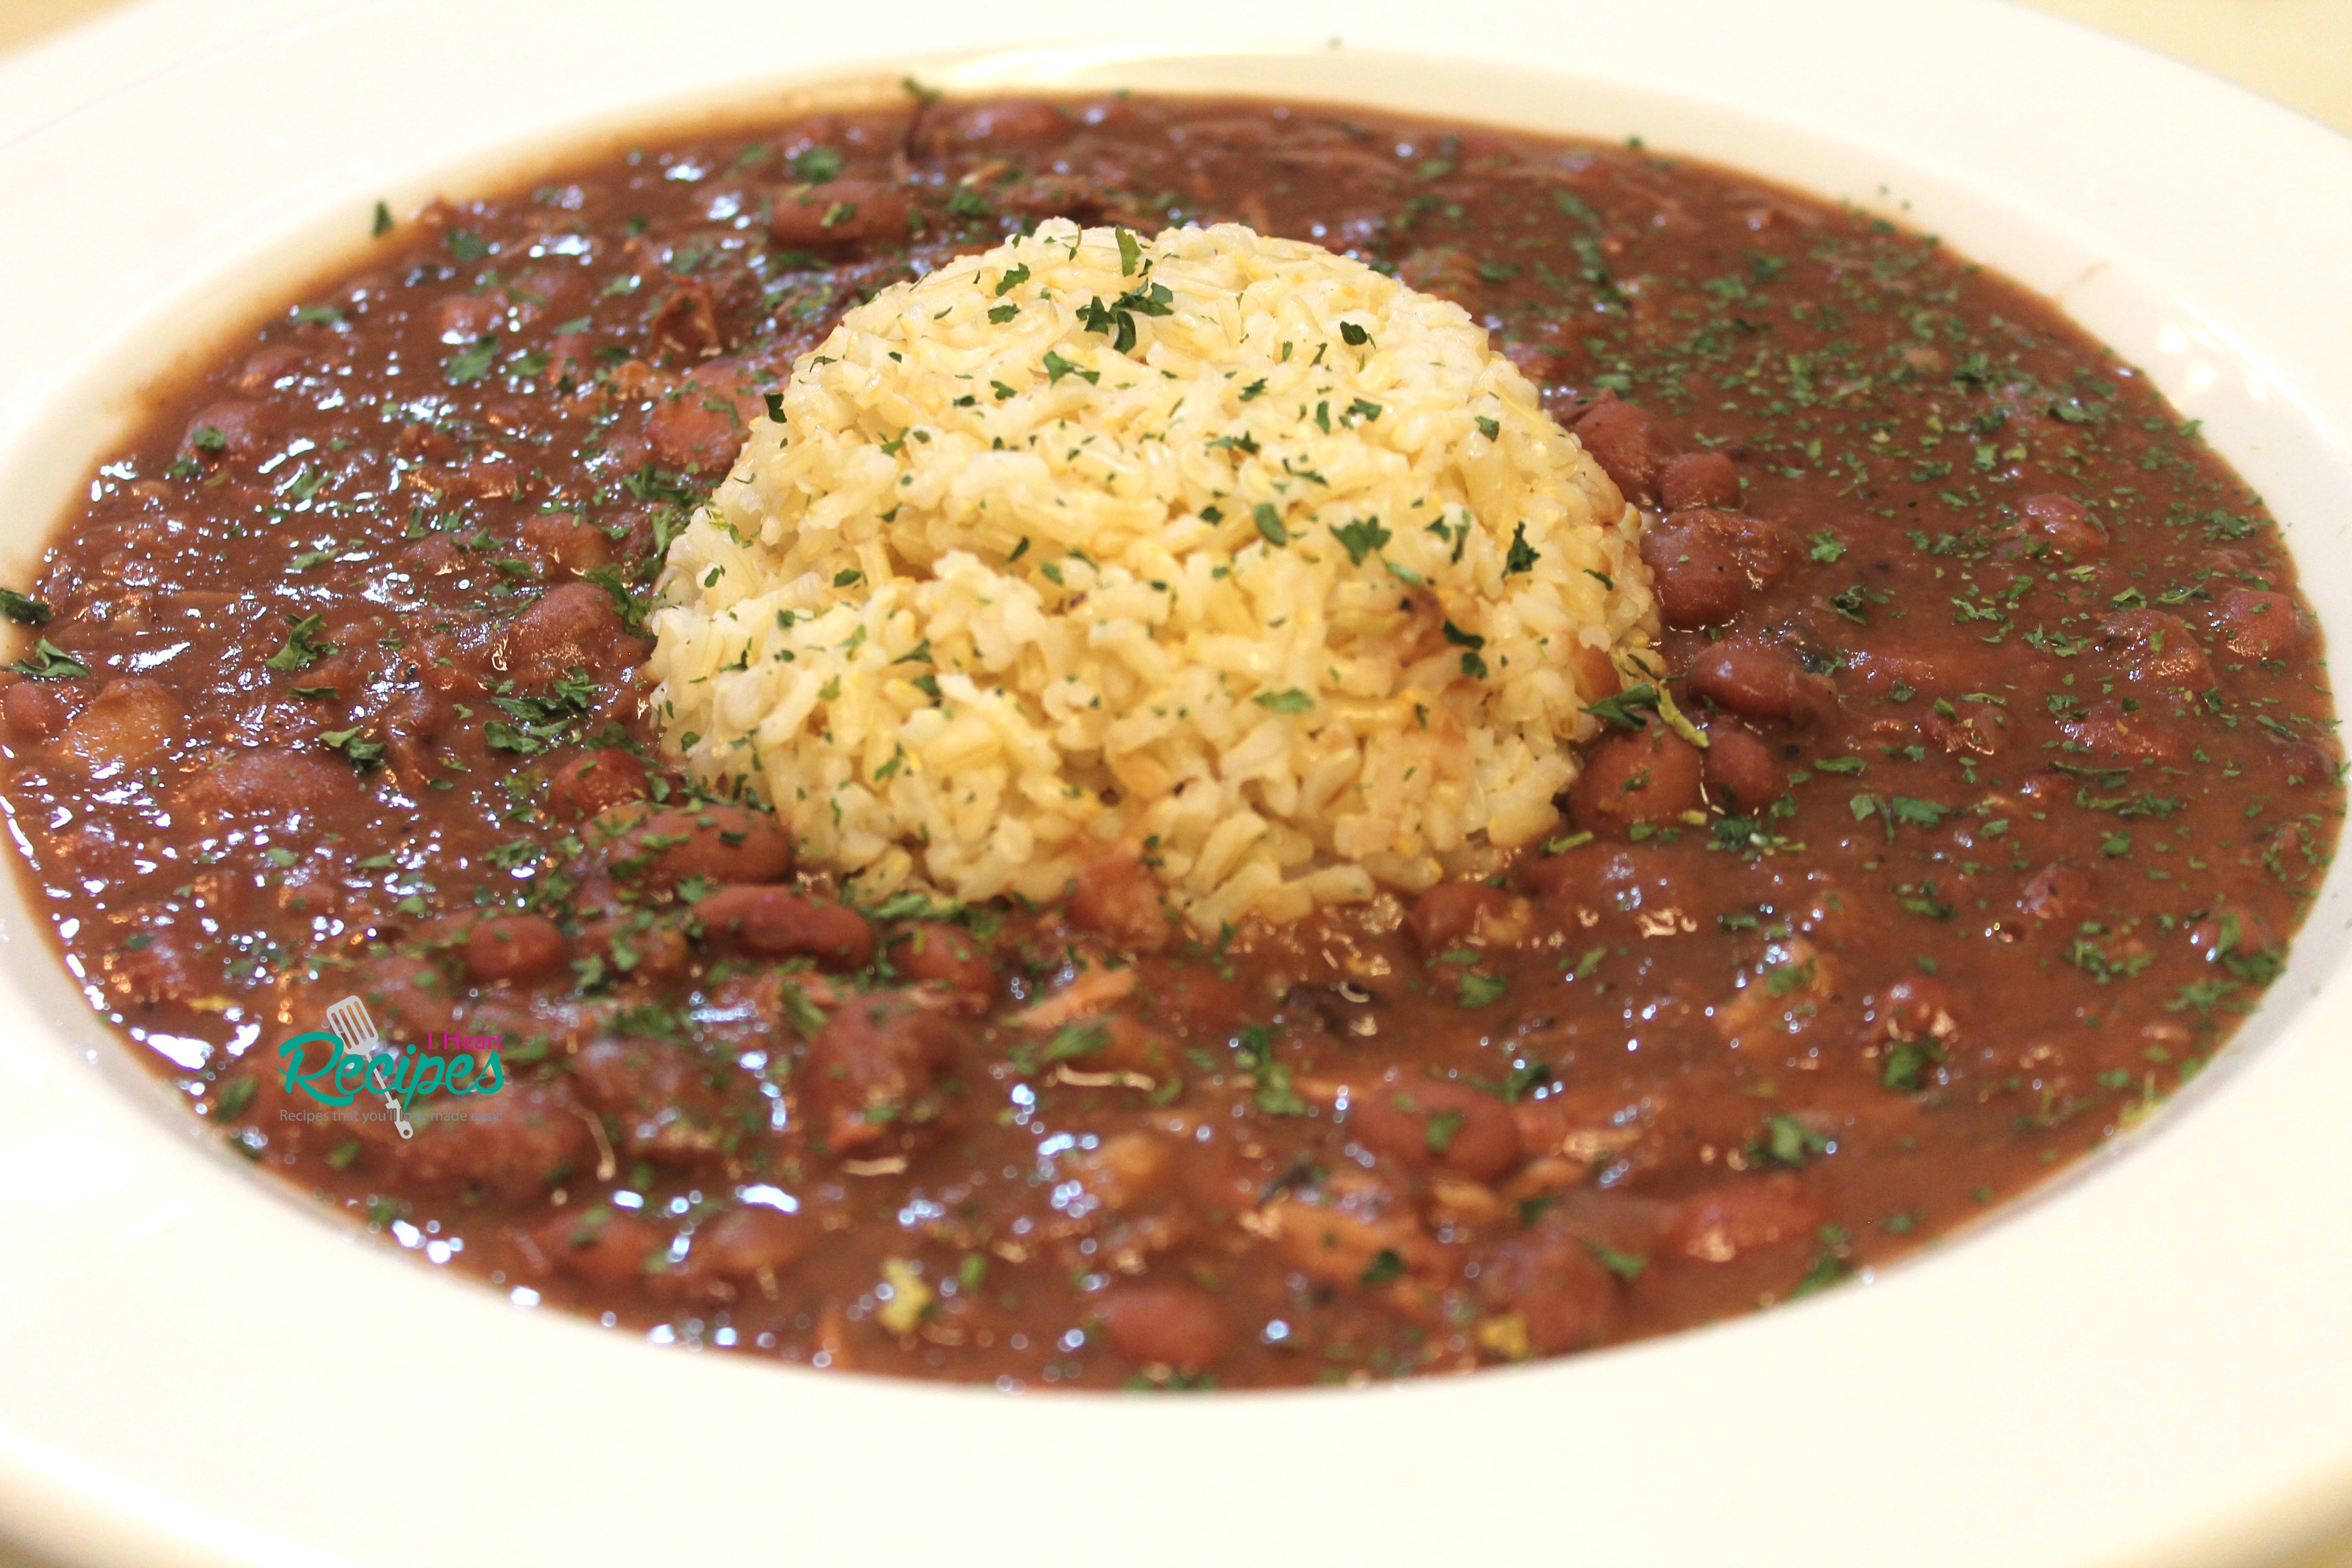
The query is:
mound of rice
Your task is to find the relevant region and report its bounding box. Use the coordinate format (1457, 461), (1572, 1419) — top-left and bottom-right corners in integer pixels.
(646, 219), (1658, 931)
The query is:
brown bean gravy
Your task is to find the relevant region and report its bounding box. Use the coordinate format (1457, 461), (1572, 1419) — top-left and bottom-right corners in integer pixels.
(2, 93), (2337, 1389)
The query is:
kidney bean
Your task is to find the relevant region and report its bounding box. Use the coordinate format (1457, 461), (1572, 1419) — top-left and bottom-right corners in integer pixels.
(182, 399), (274, 461)
(435, 293), (503, 341)
(768, 179), (912, 250)
(499, 580), (643, 685)
(1477, 1227), (1618, 1354)
(576, 916), (689, 987)
(462, 914), (569, 984)
(521, 511), (614, 574)
(1, 681), (70, 742)
(1665, 1175), (1823, 1262)
(176, 745), (356, 823)
(1567, 396), (1673, 505)
(2188, 902), (2280, 963)
(647, 361), (759, 472)
(614, 803), (793, 888)
(573, 1038), (733, 1162)
(1860, 977), (1963, 1047)
(692, 1205), (812, 1281)
(1701, 720), (1784, 809)
(1921, 699), (2007, 756)
(388, 1080), (595, 1203)
(1129, 956), (1252, 1038)
(1068, 853), (1174, 952)
(1095, 1282), (1233, 1372)
(2059, 701), (2185, 762)
(2274, 740), (2340, 789)
(99, 923), (206, 1008)
(537, 1208), (667, 1290)
(1567, 721), (1706, 833)
(1406, 881), (1515, 955)
(1347, 1077), (1521, 1183)
(1640, 514), (1749, 627)
(889, 922), (997, 1002)
(925, 98), (1070, 150)
(2213, 589), (2310, 661)
(2018, 863), (2096, 923)
(2017, 492), (2108, 560)
(548, 748), (650, 820)
(1659, 450), (1740, 510)
(1687, 643), (1835, 726)
(1501, 340), (1564, 385)
(2098, 609), (2215, 693)
(693, 885), (874, 971)
(801, 993), (967, 1157)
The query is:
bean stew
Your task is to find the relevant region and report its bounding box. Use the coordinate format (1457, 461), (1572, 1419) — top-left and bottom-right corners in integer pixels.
(1, 92), (2337, 1389)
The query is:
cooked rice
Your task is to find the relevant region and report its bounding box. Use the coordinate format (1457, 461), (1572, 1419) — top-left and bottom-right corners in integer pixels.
(646, 219), (1658, 930)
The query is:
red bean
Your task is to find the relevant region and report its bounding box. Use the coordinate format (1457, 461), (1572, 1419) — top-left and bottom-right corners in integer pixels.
(1130, 956), (1252, 1038)
(1567, 722), (1706, 834)
(100, 923), (205, 1008)
(537, 1210), (667, 1289)
(176, 746), (356, 823)
(1095, 1282), (1234, 1373)
(1, 682), (69, 742)
(1640, 515), (1749, 627)
(2188, 904), (2280, 966)
(182, 399), (274, 460)
(890, 923), (996, 1001)
(1348, 1077), (1521, 1183)
(2018, 492), (2108, 560)
(647, 361), (758, 472)
(435, 294), (503, 340)
(767, 179), (912, 249)
(576, 917), (690, 987)
(1702, 720), (1784, 809)
(2098, 608), (2214, 692)
(2213, 589), (2309, 661)
(616, 803), (793, 888)
(521, 511), (614, 574)
(1477, 1228), (1618, 1354)
(1659, 450), (1740, 510)
(801, 993), (967, 1156)
(1501, 339), (1564, 385)
(549, 749), (650, 820)
(1665, 1175), (1823, 1262)
(1068, 853), (1174, 952)
(2018, 863), (2095, 923)
(692, 1205), (812, 1280)
(1568, 397), (1672, 505)
(2059, 700), (2185, 762)
(500, 580), (643, 686)
(1687, 643), (1834, 726)
(692, 885), (873, 971)
(1921, 699), (2007, 757)
(1860, 977), (1963, 1046)
(463, 914), (569, 984)
(1406, 881), (1512, 956)
(928, 99), (1070, 149)
(573, 1036), (739, 1161)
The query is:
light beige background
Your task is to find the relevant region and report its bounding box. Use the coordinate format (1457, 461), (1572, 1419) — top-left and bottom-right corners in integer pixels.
(1, 0), (2347, 1564)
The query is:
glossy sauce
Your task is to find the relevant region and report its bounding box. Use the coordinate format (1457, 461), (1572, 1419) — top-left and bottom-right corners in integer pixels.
(0, 94), (2337, 1389)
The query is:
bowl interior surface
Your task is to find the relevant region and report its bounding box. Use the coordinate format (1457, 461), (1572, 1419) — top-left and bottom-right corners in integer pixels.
(1, 7), (2349, 1568)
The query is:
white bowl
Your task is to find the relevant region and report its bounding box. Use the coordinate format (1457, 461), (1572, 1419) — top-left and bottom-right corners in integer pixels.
(2, 3), (2350, 1565)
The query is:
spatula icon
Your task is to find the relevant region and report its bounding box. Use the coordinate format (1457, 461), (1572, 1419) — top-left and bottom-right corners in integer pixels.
(324, 995), (412, 1140)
